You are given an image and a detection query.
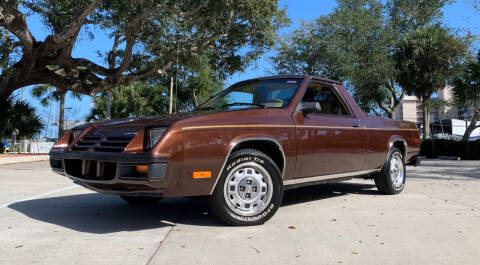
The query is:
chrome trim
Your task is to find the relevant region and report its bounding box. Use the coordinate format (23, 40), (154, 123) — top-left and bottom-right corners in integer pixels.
(208, 137), (287, 195)
(295, 125), (418, 131)
(283, 169), (379, 186)
(182, 124), (418, 132)
(182, 124), (294, 131)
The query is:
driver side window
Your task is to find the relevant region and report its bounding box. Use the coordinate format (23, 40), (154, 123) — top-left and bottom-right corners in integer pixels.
(301, 82), (350, 116)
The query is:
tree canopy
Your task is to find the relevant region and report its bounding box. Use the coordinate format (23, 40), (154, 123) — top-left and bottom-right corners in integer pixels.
(395, 25), (467, 101)
(472, 0), (480, 10)
(31, 84), (81, 137)
(271, 19), (342, 80)
(88, 53), (223, 120)
(395, 24), (468, 138)
(88, 81), (169, 120)
(0, 0), (288, 100)
(272, 0), (459, 118)
(452, 51), (480, 140)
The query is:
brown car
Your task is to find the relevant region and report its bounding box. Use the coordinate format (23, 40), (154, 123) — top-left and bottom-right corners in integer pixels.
(50, 75), (420, 225)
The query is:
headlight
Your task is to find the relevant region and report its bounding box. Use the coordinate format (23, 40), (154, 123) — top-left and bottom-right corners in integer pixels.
(69, 129), (84, 143)
(72, 129), (83, 140)
(146, 127), (167, 149)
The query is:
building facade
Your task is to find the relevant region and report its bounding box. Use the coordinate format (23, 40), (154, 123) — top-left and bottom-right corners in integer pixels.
(395, 87), (479, 138)
(395, 87), (477, 123)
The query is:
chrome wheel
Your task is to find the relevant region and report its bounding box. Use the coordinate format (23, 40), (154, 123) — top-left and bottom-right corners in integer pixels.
(223, 162), (273, 217)
(390, 153), (405, 189)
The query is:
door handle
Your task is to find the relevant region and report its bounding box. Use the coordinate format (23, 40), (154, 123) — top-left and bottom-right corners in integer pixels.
(352, 123), (360, 128)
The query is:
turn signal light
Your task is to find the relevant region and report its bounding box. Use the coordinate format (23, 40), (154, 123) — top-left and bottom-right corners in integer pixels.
(193, 171), (212, 179)
(135, 165), (149, 174)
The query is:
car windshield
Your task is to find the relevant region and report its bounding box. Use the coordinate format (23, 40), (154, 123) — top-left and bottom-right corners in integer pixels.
(196, 78), (303, 111)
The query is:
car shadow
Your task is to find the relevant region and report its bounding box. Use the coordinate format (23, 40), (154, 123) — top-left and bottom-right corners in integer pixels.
(282, 182), (378, 206)
(8, 182), (378, 233)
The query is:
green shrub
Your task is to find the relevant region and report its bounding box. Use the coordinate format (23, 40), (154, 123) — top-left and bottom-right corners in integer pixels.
(420, 139), (480, 160)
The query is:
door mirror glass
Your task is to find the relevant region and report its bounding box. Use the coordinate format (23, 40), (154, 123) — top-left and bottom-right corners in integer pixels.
(297, 102), (322, 114)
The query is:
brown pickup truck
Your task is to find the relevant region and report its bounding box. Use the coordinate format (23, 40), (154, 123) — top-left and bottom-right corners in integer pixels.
(50, 75), (420, 225)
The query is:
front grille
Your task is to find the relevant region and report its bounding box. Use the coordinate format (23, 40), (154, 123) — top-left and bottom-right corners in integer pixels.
(72, 136), (102, 151)
(65, 159), (83, 178)
(94, 136), (133, 152)
(72, 130), (137, 152)
(64, 159), (117, 181)
(88, 183), (157, 192)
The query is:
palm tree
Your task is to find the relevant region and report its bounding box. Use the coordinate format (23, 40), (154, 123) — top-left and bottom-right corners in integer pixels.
(452, 52), (480, 141)
(31, 85), (81, 138)
(0, 97), (44, 139)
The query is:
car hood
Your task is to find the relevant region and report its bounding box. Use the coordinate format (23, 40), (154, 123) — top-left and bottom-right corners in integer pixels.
(74, 111), (209, 133)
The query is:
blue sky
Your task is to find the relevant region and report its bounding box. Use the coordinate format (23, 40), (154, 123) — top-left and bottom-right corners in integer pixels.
(13, 0), (480, 138)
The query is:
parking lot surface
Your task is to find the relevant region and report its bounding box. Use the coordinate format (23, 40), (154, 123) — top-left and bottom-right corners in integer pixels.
(0, 160), (479, 265)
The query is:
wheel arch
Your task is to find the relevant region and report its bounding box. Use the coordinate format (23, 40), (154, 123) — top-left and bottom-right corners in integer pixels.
(389, 137), (407, 160)
(209, 137), (286, 195)
(231, 138), (285, 174)
(387, 136), (408, 162)
(377, 136), (408, 171)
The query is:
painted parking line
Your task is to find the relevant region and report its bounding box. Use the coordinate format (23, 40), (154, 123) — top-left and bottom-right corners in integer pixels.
(0, 185), (79, 209)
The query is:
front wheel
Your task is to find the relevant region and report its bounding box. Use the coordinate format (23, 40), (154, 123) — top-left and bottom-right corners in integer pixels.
(374, 147), (406, 194)
(208, 149), (283, 226)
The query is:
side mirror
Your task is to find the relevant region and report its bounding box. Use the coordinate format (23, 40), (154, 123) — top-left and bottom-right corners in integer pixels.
(297, 102), (321, 114)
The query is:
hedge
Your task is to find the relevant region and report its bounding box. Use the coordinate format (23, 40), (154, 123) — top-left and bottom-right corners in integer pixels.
(420, 139), (480, 160)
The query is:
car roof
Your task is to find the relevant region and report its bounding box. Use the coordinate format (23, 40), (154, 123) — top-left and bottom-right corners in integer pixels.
(232, 75), (343, 86)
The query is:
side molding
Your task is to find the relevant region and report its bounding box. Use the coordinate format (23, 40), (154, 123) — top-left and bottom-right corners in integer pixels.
(208, 137), (286, 195)
(283, 169), (379, 186)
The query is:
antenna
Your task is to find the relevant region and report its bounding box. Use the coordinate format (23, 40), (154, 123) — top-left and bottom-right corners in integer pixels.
(175, 40), (179, 113)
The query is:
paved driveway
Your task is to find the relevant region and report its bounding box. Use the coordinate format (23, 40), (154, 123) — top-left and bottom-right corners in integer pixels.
(0, 160), (479, 265)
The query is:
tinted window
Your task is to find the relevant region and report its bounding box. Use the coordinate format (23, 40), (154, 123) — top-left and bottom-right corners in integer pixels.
(301, 82), (350, 116)
(198, 78), (302, 111)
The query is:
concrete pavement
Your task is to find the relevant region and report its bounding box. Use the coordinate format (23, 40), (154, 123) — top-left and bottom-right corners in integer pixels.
(0, 160), (479, 264)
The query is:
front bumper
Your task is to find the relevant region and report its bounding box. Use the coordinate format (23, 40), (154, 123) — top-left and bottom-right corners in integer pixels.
(49, 149), (169, 196)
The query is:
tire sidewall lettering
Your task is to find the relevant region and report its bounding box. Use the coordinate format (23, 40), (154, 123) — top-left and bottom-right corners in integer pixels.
(226, 155), (265, 172)
(228, 203), (275, 222)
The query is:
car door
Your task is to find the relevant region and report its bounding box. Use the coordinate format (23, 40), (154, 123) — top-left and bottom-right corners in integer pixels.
(293, 81), (366, 178)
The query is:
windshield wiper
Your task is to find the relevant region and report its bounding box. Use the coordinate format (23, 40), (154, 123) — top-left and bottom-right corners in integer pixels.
(221, 102), (266, 109)
(194, 106), (216, 111)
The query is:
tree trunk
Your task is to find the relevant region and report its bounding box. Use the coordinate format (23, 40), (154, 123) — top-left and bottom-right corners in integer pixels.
(193, 89), (198, 107)
(422, 98), (431, 139)
(106, 90), (112, 120)
(462, 109), (480, 141)
(389, 107), (397, 119)
(377, 100), (394, 118)
(385, 109), (394, 118)
(57, 91), (66, 139)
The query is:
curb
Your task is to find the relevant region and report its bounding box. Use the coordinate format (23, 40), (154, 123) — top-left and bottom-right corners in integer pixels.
(0, 155), (49, 165)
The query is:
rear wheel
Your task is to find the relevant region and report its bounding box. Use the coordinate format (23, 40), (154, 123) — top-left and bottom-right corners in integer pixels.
(374, 147), (405, 194)
(120, 196), (163, 204)
(208, 149), (283, 226)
